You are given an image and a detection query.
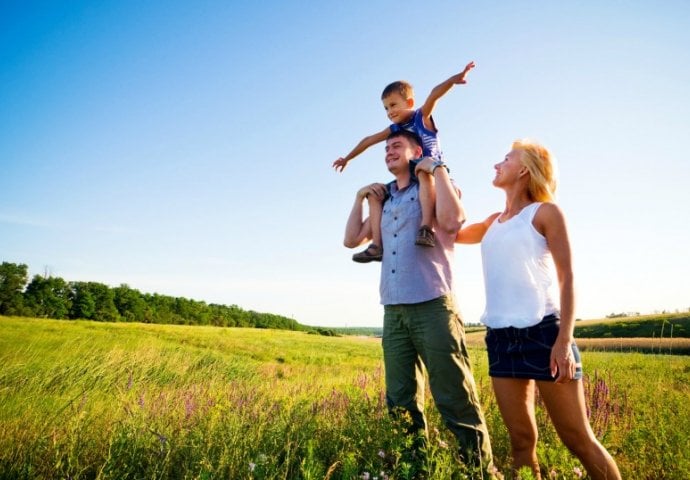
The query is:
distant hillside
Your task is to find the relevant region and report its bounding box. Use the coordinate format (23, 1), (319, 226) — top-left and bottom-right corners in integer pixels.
(574, 312), (690, 338)
(332, 324), (486, 338)
(332, 327), (383, 337)
(463, 312), (690, 354)
(334, 313), (690, 341)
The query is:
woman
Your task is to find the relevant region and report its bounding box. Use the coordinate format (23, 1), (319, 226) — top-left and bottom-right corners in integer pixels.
(457, 140), (621, 479)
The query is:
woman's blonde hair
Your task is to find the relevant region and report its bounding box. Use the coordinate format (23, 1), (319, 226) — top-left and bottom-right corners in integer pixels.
(512, 139), (558, 202)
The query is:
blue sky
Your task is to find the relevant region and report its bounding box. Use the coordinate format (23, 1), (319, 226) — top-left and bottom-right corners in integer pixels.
(1, 1), (688, 327)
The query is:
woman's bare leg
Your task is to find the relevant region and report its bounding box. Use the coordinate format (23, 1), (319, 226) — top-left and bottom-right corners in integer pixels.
(492, 377), (542, 479)
(538, 380), (621, 480)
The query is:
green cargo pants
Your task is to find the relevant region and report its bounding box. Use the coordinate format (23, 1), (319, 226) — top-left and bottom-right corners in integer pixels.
(382, 294), (493, 467)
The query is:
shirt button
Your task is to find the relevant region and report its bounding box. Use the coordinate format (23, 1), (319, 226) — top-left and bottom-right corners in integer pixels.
(392, 251), (396, 255)
(394, 234), (398, 238)
(392, 269), (396, 273)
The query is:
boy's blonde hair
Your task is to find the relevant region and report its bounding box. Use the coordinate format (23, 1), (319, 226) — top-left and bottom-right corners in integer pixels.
(381, 80), (414, 101)
(512, 139), (558, 202)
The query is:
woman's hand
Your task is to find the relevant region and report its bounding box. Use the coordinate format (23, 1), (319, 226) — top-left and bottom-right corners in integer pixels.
(550, 337), (576, 383)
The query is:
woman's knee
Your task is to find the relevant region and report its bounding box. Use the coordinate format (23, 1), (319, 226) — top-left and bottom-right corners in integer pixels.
(508, 425), (538, 454)
(558, 427), (596, 457)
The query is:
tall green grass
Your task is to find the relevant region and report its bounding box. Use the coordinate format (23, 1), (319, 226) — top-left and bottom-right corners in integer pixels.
(1, 316), (689, 479)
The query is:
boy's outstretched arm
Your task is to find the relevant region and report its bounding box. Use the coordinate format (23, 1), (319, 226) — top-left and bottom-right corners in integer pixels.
(333, 127), (390, 172)
(420, 61), (476, 124)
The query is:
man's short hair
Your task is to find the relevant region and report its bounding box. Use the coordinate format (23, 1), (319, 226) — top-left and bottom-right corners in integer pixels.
(381, 80), (414, 100)
(387, 129), (423, 150)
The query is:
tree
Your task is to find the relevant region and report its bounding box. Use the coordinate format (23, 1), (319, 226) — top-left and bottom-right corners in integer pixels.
(70, 282), (97, 319)
(0, 262), (28, 315)
(2, 260), (314, 332)
(24, 275), (72, 319)
(113, 284), (148, 322)
(90, 282), (120, 322)
(70, 282), (119, 321)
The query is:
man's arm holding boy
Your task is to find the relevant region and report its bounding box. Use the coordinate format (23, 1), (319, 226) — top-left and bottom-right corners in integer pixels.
(416, 158), (466, 234)
(343, 183), (387, 247)
(420, 61), (475, 129)
(333, 127), (391, 172)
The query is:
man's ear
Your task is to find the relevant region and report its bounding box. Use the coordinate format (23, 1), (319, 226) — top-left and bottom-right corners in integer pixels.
(406, 97), (414, 108)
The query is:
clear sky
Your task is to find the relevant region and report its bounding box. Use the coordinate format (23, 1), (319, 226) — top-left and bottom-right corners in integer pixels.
(1, 1), (688, 327)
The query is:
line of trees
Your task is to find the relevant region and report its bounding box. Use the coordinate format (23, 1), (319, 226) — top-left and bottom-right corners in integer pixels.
(0, 262), (331, 333)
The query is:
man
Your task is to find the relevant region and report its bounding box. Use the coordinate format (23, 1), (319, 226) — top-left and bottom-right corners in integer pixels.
(343, 130), (493, 469)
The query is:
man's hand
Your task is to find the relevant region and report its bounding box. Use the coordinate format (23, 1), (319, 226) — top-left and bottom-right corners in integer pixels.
(333, 157), (350, 172)
(357, 183), (387, 201)
(414, 157), (445, 176)
(449, 61), (476, 85)
(414, 157), (435, 176)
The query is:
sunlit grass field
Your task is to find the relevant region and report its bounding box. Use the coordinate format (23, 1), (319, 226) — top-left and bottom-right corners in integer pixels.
(1, 316), (689, 479)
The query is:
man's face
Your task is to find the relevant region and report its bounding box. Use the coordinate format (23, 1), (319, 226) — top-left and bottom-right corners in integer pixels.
(385, 136), (418, 173)
(382, 92), (414, 124)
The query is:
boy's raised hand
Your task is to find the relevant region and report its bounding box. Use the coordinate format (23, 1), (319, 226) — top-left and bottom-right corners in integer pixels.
(333, 157), (349, 172)
(421, 60), (476, 120)
(451, 61), (476, 85)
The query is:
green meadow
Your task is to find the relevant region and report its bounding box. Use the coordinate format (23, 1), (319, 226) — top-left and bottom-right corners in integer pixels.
(1, 316), (689, 479)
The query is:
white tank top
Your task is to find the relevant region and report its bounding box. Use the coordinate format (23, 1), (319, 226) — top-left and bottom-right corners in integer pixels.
(480, 202), (558, 328)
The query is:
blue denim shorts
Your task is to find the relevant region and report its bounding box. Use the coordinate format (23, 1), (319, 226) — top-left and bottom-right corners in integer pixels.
(485, 315), (582, 381)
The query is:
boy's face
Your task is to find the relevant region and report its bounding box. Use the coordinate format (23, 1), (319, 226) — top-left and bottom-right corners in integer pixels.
(382, 92), (414, 124)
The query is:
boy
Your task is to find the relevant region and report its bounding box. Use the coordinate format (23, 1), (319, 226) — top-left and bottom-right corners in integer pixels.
(333, 61), (475, 263)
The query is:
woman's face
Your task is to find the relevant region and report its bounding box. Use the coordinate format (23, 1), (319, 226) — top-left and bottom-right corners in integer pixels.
(493, 149), (525, 188)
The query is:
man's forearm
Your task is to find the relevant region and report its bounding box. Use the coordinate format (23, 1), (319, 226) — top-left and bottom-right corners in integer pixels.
(433, 167), (465, 233)
(343, 196), (369, 248)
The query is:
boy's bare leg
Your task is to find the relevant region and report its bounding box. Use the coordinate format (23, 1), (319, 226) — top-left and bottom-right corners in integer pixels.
(369, 193), (383, 248)
(416, 171), (436, 247)
(352, 193), (384, 263)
